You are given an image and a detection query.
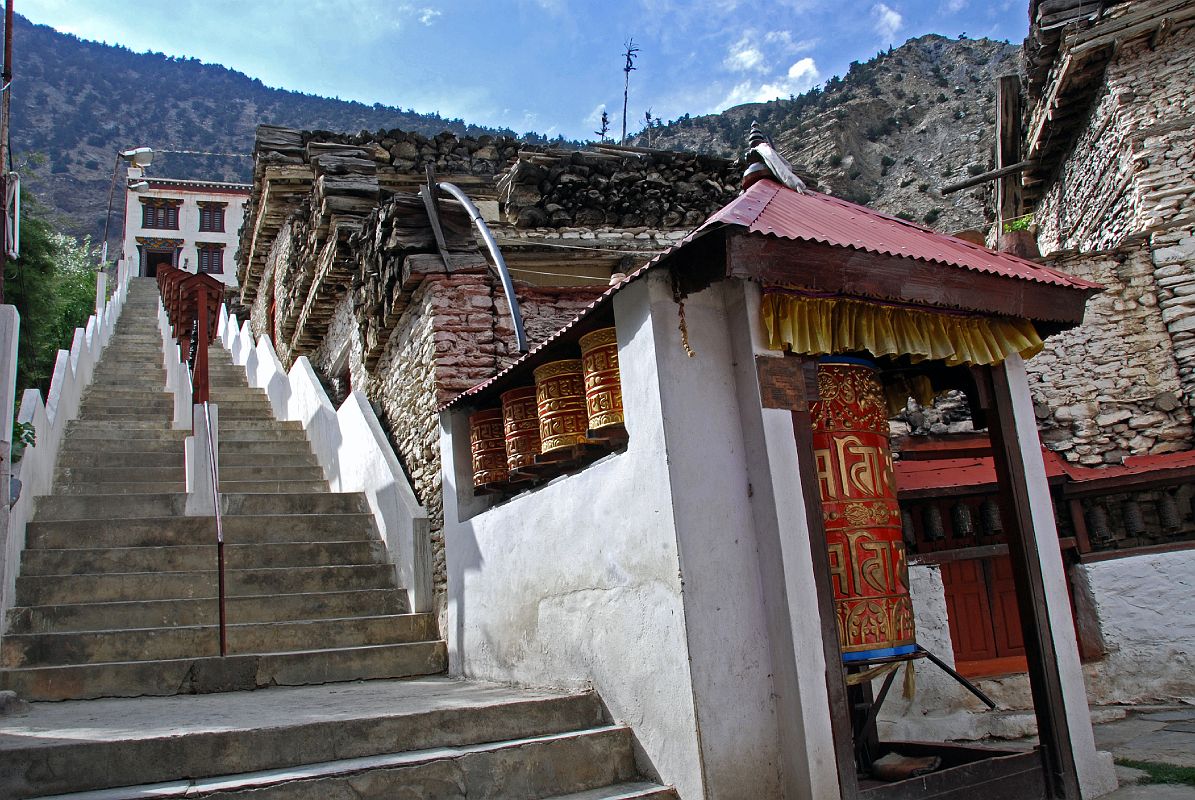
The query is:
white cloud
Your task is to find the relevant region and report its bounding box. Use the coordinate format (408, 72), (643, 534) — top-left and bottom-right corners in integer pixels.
(416, 7), (441, 24)
(724, 36), (766, 72)
(872, 3), (903, 42)
(944, 0), (967, 10)
(718, 57), (820, 109)
(763, 31), (818, 53)
(585, 104), (608, 127)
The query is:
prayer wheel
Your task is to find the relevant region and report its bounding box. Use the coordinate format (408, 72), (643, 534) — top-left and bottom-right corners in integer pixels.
(533, 359), (588, 454)
(469, 408), (508, 488)
(579, 327), (624, 432)
(810, 357), (916, 663)
(500, 385), (541, 472)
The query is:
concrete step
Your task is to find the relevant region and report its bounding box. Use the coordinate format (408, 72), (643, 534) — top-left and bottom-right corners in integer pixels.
(218, 479), (329, 493)
(52, 481), (186, 495)
(7, 588), (407, 634)
(218, 451), (323, 469)
(71, 726), (638, 799)
(216, 428), (313, 444)
(19, 540), (383, 576)
(218, 439), (314, 455)
(0, 680), (603, 795)
(54, 464), (326, 486)
(0, 639), (448, 702)
(55, 450), (181, 469)
(58, 438), (183, 457)
(60, 425), (186, 441)
(33, 490), (366, 521)
(25, 514), (377, 549)
(16, 563), (397, 605)
(546, 784), (679, 800)
(1, 613), (436, 668)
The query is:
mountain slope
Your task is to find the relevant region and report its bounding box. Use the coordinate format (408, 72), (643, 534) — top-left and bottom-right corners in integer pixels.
(9, 14), (557, 245)
(634, 35), (1021, 234)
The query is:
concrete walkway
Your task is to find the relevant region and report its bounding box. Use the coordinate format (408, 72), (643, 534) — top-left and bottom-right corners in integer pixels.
(1096, 706), (1195, 799)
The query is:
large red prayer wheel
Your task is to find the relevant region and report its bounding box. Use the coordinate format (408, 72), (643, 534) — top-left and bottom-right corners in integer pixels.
(810, 357), (916, 663)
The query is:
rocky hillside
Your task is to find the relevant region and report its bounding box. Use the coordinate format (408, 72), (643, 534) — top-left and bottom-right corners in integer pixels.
(8, 14), (566, 245)
(633, 35), (1021, 234)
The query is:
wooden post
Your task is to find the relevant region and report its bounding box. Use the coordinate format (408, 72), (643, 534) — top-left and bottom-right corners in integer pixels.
(978, 359), (1085, 800)
(996, 75), (1025, 248)
(787, 358), (862, 800)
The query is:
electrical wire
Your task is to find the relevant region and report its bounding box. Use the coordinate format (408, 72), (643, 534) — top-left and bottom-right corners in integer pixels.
(494, 236), (665, 256)
(506, 266), (614, 280)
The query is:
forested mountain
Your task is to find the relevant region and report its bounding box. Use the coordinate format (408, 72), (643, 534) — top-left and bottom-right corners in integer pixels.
(12, 13), (1016, 247)
(9, 14), (557, 246)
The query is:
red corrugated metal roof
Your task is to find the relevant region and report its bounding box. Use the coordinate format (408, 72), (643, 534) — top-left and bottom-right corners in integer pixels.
(895, 448), (1195, 494)
(441, 175), (1100, 411)
(711, 179), (1099, 290)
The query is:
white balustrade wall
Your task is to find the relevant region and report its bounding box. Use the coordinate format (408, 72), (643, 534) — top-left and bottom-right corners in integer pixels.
(1, 260), (132, 634)
(218, 308), (432, 612)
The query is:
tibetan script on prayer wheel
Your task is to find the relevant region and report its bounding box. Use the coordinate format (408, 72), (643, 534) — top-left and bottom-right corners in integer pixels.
(533, 359), (589, 454)
(579, 327), (624, 432)
(501, 385), (541, 471)
(469, 408), (508, 488)
(810, 357), (916, 662)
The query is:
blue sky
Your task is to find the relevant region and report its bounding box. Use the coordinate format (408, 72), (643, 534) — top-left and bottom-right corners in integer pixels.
(22, 0), (1026, 140)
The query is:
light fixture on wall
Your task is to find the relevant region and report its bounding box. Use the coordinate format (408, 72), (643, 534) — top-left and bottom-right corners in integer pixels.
(100, 147), (154, 266)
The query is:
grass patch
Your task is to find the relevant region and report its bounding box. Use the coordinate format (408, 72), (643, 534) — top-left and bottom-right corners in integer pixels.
(1116, 758), (1195, 786)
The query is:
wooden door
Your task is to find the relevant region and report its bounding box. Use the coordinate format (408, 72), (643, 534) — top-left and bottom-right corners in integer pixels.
(941, 555), (1027, 677)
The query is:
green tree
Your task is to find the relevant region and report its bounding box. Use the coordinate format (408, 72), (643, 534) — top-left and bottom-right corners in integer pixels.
(4, 194), (99, 396)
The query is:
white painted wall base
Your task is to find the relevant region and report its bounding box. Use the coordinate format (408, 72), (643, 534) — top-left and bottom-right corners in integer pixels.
(219, 310), (432, 612)
(2, 261), (131, 635)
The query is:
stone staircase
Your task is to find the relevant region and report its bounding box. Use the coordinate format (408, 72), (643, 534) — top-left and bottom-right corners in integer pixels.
(0, 278), (677, 799)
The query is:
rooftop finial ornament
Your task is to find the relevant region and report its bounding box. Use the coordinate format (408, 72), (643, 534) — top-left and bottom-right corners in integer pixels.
(743, 121), (807, 194)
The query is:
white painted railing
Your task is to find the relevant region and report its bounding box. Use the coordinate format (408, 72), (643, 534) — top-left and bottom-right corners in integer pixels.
(218, 307), (433, 613)
(158, 300), (193, 430)
(0, 260), (132, 634)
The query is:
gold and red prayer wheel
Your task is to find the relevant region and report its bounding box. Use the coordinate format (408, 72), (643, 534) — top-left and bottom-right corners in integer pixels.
(469, 408), (508, 489)
(810, 357), (916, 663)
(500, 385), (541, 471)
(579, 327), (624, 432)
(533, 359), (589, 454)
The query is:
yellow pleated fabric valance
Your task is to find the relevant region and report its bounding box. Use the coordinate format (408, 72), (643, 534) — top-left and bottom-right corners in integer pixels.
(761, 290), (1045, 367)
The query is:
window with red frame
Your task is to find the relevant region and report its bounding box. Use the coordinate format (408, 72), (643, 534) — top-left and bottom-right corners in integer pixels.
(141, 201), (180, 230)
(197, 244), (224, 274)
(198, 203), (226, 233)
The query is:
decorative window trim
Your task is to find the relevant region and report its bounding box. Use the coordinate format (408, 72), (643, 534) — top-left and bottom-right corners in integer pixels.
(140, 198), (181, 230)
(196, 242), (225, 274)
(198, 201), (228, 233)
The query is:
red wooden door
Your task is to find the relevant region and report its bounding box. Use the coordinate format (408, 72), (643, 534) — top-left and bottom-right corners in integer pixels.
(940, 555), (1027, 676)
(941, 559), (998, 662)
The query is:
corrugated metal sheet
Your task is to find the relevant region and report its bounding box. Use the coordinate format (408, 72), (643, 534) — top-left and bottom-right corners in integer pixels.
(896, 448), (1195, 494)
(710, 179), (1100, 290)
(443, 175), (1101, 410)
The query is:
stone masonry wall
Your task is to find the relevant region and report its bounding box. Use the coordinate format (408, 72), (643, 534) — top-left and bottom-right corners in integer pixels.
(1034, 22), (1195, 254)
(1025, 242), (1192, 464)
(302, 267), (605, 608)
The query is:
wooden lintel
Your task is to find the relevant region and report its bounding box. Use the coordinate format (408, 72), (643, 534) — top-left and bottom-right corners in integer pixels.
(726, 234), (1094, 326)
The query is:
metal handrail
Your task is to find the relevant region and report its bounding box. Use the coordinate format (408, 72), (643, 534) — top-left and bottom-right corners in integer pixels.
(201, 398), (227, 657)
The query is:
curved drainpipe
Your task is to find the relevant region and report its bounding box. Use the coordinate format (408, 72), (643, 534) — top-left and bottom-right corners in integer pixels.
(437, 182), (528, 353)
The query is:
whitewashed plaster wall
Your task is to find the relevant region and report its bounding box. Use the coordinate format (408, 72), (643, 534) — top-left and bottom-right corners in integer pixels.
(442, 274), (802, 799)
(1081, 549), (1195, 703)
(442, 275), (706, 798)
(883, 550), (1195, 743)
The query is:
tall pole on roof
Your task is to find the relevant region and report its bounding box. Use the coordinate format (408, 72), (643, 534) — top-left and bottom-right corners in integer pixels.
(0, 0), (13, 305)
(620, 38), (638, 146)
